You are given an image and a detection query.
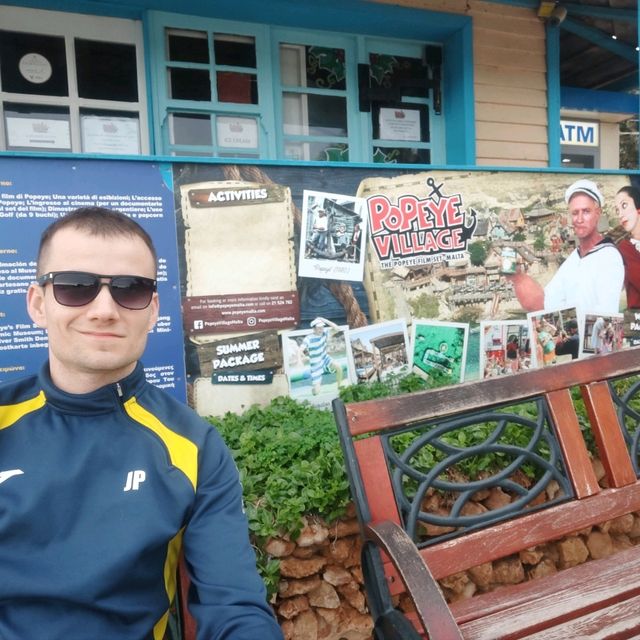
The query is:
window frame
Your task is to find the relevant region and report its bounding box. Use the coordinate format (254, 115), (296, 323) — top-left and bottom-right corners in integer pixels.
(149, 12), (456, 165)
(0, 5), (149, 155)
(148, 13), (276, 158)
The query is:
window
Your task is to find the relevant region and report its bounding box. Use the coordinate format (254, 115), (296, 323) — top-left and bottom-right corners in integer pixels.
(0, 6), (148, 155)
(150, 14), (444, 164)
(279, 43), (349, 161)
(368, 52), (433, 164)
(158, 25), (264, 158)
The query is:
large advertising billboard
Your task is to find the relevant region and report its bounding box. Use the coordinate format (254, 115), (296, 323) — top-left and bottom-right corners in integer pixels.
(2, 157), (637, 415)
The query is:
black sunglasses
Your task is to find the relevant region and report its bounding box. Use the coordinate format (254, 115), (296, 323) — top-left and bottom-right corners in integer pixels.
(36, 271), (157, 310)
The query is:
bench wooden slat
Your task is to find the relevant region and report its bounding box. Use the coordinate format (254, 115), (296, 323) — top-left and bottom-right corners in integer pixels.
(354, 436), (402, 526)
(345, 349), (640, 435)
(454, 545), (640, 639)
(464, 594), (640, 640)
(382, 481), (640, 593)
(516, 597), (640, 640)
(545, 388), (599, 498)
(582, 380), (637, 488)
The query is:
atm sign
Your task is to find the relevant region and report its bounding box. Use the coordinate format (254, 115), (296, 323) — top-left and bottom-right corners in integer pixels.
(560, 120), (599, 147)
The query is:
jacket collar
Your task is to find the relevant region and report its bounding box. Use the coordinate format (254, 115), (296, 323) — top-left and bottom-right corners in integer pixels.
(38, 361), (147, 414)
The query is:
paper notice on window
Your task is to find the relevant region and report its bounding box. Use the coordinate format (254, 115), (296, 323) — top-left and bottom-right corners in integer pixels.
(378, 108), (421, 142)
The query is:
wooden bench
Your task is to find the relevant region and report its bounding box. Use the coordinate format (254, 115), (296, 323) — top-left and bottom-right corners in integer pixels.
(332, 348), (640, 640)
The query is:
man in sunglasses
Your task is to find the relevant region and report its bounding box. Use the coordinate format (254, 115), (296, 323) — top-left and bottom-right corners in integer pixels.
(0, 207), (283, 640)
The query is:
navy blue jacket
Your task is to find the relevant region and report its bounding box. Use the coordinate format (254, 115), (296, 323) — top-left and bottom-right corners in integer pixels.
(0, 362), (283, 640)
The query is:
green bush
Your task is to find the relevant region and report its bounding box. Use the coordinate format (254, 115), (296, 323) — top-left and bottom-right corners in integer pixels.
(210, 377), (434, 597)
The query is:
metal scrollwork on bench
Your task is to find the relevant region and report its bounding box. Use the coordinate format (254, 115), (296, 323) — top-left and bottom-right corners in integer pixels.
(610, 374), (640, 476)
(383, 397), (573, 547)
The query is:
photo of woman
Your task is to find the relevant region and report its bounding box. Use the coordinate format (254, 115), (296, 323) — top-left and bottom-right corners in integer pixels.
(615, 185), (640, 310)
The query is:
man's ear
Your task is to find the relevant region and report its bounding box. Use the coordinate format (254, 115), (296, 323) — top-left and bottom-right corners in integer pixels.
(27, 283), (48, 328)
(147, 292), (160, 333)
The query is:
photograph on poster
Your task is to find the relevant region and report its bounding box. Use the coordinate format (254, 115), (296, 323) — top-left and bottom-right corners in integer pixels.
(298, 189), (367, 282)
(347, 320), (410, 384)
(410, 320), (468, 386)
(281, 319), (353, 407)
(479, 320), (532, 379)
(583, 313), (625, 356)
(527, 307), (579, 368)
(358, 172), (630, 325)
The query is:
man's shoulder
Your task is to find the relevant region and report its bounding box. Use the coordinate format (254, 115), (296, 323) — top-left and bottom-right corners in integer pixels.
(137, 381), (214, 440)
(584, 239), (623, 264)
(0, 372), (41, 406)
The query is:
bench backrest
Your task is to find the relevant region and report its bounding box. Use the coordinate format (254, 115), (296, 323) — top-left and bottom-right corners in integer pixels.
(333, 348), (640, 590)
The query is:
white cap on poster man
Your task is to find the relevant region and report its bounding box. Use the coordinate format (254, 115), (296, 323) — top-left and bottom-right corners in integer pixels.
(310, 317), (325, 328)
(564, 179), (604, 207)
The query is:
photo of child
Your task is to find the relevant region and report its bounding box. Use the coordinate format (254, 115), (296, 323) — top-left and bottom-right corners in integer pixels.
(282, 318), (353, 407)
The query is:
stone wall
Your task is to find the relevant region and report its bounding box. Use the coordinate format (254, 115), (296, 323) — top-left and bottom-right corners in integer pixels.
(267, 460), (640, 639)
(268, 505), (374, 640)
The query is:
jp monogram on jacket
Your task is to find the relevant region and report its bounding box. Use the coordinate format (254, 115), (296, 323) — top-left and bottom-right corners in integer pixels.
(0, 469), (24, 485)
(123, 469), (146, 491)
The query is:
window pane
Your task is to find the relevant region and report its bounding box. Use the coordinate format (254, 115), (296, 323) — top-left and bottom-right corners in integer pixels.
(282, 93), (346, 136)
(169, 68), (211, 101)
(369, 53), (428, 98)
(0, 31), (68, 96)
(79, 109), (140, 154)
(214, 34), (256, 68)
(280, 44), (345, 90)
(216, 71), (258, 104)
(167, 29), (209, 64)
(373, 146), (430, 164)
(170, 113), (212, 146)
(171, 150), (213, 157)
(75, 39), (138, 102)
(216, 116), (258, 149)
(284, 141), (349, 162)
(4, 102), (71, 151)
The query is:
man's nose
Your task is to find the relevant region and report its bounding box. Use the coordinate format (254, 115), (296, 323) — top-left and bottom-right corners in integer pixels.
(88, 283), (120, 315)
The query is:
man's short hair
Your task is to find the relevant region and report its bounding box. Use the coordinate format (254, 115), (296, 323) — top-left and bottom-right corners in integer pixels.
(565, 319), (578, 332)
(36, 207), (157, 275)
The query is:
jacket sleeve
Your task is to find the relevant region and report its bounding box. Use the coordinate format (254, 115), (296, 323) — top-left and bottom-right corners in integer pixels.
(182, 426), (283, 640)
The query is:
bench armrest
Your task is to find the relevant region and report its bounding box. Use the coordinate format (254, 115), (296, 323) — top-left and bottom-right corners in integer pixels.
(365, 521), (463, 640)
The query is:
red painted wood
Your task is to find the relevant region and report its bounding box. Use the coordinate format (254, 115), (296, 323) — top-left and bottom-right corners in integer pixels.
(398, 542), (640, 639)
(346, 349), (640, 436)
(353, 436), (402, 526)
(453, 544), (640, 633)
(462, 593), (640, 640)
(581, 381), (636, 488)
(545, 388), (599, 498)
(383, 481), (640, 594)
(366, 521), (463, 640)
(178, 555), (197, 640)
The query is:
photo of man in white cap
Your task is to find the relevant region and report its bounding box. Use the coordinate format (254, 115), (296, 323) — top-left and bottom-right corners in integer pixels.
(508, 178), (624, 318)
